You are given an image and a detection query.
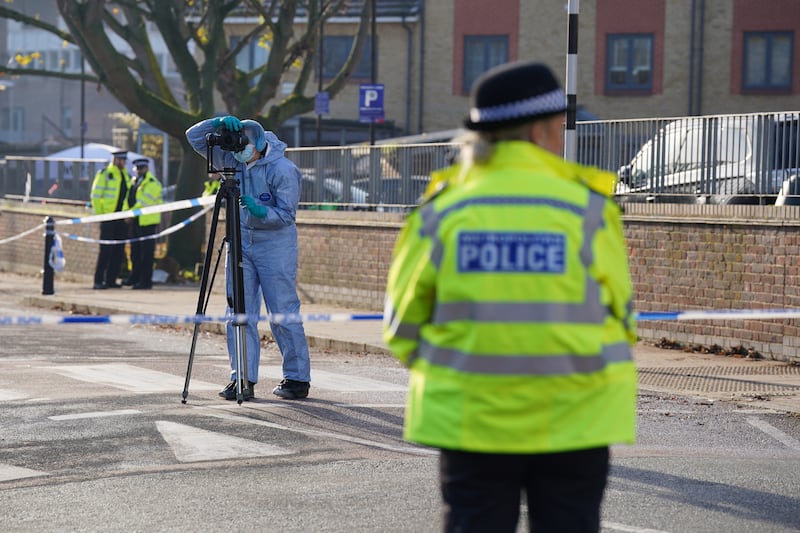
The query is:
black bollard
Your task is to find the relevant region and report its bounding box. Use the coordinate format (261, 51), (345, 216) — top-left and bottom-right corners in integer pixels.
(42, 216), (54, 295)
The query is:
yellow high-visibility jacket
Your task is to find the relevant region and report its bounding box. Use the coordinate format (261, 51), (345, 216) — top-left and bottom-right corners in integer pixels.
(90, 164), (131, 215)
(203, 178), (220, 196)
(384, 141), (637, 454)
(130, 171), (163, 227)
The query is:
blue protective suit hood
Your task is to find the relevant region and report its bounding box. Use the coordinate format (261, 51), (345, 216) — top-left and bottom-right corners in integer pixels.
(241, 119), (268, 153)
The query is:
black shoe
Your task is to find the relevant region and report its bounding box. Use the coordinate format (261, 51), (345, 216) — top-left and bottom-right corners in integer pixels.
(218, 381), (255, 401)
(92, 283), (106, 290)
(272, 379), (310, 400)
(132, 283), (152, 290)
(106, 282), (123, 289)
(121, 278), (135, 287)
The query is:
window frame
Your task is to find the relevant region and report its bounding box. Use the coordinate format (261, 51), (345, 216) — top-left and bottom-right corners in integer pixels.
(605, 33), (654, 93)
(462, 35), (509, 95)
(742, 31), (794, 91)
(319, 35), (375, 81)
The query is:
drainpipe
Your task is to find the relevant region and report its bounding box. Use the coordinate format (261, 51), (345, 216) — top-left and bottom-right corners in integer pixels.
(417, 0), (426, 134)
(402, 15), (413, 135)
(697, 0), (705, 115)
(689, 0), (696, 115)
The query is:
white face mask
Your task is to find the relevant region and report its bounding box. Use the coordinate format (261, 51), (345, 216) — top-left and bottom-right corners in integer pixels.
(234, 144), (255, 163)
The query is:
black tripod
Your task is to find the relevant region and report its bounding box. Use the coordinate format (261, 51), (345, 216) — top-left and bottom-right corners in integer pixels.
(182, 166), (250, 404)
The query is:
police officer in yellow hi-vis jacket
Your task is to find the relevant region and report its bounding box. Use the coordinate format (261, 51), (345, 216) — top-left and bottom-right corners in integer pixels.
(383, 61), (637, 533)
(123, 158), (162, 290)
(90, 150), (131, 289)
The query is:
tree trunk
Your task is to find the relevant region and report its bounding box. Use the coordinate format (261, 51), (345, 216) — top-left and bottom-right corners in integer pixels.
(167, 145), (208, 270)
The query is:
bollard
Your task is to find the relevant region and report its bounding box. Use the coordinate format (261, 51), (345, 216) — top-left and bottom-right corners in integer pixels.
(42, 216), (54, 295)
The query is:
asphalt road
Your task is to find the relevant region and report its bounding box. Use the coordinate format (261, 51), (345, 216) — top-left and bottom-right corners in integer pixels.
(1, 304), (799, 532)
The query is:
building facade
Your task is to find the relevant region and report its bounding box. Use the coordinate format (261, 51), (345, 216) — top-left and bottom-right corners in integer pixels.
(1, 0), (798, 151)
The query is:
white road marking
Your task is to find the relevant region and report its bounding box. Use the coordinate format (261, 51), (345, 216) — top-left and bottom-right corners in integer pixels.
(156, 420), (294, 463)
(746, 417), (800, 450)
(45, 363), (219, 393)
(196, 405), (437, 457)
(0, 464), (48, 482)
(0, 390), (28, 401)
(336, 403), (406, 408)
(49, 409), (141, 421)
(601, 522), (670, 533)
(266, 365), (407, 392)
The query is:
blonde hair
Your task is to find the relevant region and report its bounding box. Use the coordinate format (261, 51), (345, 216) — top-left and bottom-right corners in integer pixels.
(455, 123), (532, 167)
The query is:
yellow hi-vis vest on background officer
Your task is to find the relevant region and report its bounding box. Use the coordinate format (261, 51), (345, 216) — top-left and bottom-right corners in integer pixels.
(384, 141), (638, 454)
(91, 162), (131, 215)
(130, 169), (163, 227)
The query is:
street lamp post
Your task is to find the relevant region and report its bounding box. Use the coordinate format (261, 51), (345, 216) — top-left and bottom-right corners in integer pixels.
(80, 51), (85, 159)
(369, 0), (376, 145)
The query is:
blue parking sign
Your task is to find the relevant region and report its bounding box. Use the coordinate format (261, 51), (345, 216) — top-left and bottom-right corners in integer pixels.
(315, 91), (330, 115)
(359, 84), (384, 123)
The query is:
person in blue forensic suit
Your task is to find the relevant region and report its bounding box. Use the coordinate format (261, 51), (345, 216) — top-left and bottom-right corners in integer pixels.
(186, 116), (311, 401)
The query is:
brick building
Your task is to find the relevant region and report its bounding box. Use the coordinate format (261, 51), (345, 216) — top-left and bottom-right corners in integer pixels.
(1, 1), (799, 148)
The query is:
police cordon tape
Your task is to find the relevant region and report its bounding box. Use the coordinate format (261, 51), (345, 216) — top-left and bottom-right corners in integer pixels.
(0, 312), (385, 326)
(61, 204), (212, 245)
(0, 195), (216, 246)
(4, 308), (800, 326)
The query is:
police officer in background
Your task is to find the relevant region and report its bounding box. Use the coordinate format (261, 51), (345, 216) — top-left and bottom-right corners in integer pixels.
(90, 150), (131, 290)
(383, 61), (638, 532)
(185, 116), (311, 402)
(123, 158), (163, 290)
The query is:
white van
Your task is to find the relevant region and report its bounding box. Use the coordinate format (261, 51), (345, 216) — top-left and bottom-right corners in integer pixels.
(617, 113), (800, 205)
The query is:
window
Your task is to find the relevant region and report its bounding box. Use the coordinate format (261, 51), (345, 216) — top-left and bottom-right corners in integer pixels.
(1, 106), (24, 142)
(606, 34), (653, 91)
(320, 35), (374, 80)
(230, 35), (270, 73)
(743, 31), (793, 90)
(463, 35), (508, 94)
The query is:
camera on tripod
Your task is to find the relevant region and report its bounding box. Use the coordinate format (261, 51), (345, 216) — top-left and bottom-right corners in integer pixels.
(205, 127), (249, 152)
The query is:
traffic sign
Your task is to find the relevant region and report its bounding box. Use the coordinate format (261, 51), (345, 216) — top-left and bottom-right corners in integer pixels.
(359, 83), (384, 123)
(315, 91), (330, 115)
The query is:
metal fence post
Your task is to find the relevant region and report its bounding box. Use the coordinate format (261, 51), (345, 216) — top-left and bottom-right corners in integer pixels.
(42, 216), (55, 295)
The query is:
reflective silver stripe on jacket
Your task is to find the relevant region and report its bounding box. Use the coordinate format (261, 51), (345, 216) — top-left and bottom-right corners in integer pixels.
(426, 192), (608, 326)
(383, 297), (422, 342)
(412, 339), (632, 375)
(407, 191), (628, 371)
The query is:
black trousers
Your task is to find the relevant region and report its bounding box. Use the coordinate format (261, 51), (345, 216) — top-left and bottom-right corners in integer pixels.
(440, 446), (609, 533)
(94, 219), (127, 286)
(128, 222), (157, 287)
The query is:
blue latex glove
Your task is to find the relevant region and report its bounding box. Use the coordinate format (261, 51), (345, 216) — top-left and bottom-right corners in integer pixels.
(240, 195), (267, 218)
(211, 115), (242, 131)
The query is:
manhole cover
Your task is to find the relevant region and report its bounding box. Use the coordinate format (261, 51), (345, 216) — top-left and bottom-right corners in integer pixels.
(638, 365), (800, 393)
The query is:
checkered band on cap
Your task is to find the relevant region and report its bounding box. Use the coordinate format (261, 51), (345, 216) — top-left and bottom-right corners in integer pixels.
(469, 88), (566, 124)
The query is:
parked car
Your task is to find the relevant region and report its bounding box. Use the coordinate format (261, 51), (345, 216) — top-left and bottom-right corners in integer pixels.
(352, 175), (430, 212)
(616, 113), (800, 205)
(298, 167), (367, 210)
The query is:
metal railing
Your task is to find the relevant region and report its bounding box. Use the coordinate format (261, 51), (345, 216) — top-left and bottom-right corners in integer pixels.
(287, 142), (456, 211)
(0, 156), (108, 203)
(577, 111), (800, 205)
(3, 111), (798, 210)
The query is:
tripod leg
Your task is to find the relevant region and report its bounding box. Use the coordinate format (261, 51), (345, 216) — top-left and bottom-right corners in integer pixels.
(182, 193), (224, 404)
(225, 183), (250, 405)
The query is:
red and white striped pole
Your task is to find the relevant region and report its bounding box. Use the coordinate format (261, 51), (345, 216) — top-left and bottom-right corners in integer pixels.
(564, 0), (579, 161)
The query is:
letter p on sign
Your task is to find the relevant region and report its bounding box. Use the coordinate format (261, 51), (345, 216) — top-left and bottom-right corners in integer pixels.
(359, 83), (385, 123)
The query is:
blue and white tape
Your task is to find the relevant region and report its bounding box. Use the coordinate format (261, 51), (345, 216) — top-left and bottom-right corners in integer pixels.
(1, 308), (800, 326)
(0, 195), (216, 246)
(55, 195), (216, 226)
(0, 312), (385, 326)
(60, 205), (213, 245)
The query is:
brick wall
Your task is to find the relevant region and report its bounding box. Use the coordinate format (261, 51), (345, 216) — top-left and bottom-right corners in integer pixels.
(3, 201), (800, 362)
